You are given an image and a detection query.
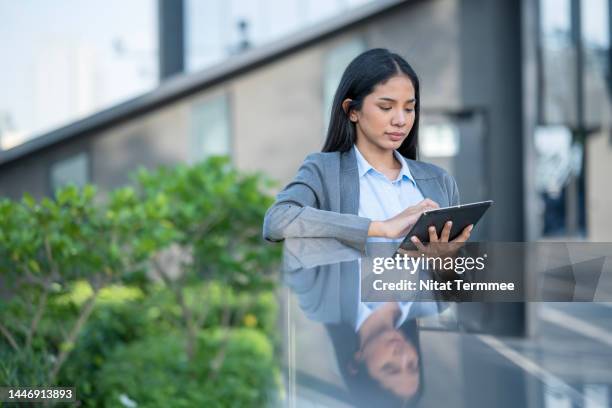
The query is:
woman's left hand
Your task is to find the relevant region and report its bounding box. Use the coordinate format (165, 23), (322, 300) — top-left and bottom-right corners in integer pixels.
(398, 221), (472, 259)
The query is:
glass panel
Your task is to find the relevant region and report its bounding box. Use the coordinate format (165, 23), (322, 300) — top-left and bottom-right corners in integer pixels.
(581, 0), (610, 49)
(583, 384), (610, 408)
(534, 125), (585, 237)
(544, 384), (573, 408)
(190, 94), (231, 162)
(536, 0), (608, 238)
(280, 239), (612, 406)
(50, 152), (89, 190)
(539, 0), (577, 126)
(541, 0), (572, 46)
(581, 0), (611, 127)
(419, 123), (460, 158)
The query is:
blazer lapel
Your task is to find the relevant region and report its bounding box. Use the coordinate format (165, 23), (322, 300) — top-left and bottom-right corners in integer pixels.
(340, 150), (450, 211)
(339, 149), (360, 327)
(415, 178), (447, 207)
(340, 262), (360, 326)
(405, 158), (449, 207)
(340, 149), (359, 215)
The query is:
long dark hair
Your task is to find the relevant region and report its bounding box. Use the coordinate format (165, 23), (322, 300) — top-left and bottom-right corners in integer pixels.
(322, 48), (421, 160)
(326, 319), (424, 407)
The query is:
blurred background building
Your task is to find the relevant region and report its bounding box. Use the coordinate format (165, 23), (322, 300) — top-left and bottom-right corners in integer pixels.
(0, 0), (610, 242)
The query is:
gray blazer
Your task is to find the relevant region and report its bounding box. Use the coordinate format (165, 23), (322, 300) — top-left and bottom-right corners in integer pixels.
(262, 148), (460, 251)
(282, 238), (362, 325)
(283, 238), (449, 326)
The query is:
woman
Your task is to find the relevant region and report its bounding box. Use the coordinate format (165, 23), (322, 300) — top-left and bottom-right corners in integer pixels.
(263, 48), (471, 254)
(327, 307), (425, 407)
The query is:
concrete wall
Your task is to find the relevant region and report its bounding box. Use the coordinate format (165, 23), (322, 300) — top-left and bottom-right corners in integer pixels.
(232, 45), (326, 186)
(91, 103), (189, 190)
(0, 135), (93, 199)
(365, 0), (462, 109)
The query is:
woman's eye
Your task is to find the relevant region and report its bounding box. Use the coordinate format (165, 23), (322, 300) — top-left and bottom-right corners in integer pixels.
(379, 106), (392, 111)
(405, 108), (414, 113)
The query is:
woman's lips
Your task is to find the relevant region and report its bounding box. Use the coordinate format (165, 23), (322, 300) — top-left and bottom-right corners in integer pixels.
(386, 132), (405, 141)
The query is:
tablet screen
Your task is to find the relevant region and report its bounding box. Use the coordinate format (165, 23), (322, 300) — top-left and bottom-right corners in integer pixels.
(399, 200), (493, 250)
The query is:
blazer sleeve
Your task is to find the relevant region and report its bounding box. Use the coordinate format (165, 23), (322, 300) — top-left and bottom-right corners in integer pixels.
(446, 172), (460, 206)
(262, 154), (372, 250)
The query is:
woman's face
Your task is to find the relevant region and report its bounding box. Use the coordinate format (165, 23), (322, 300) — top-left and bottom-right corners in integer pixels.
(358, 329), (420, 398)
(348, 74), (416, 152)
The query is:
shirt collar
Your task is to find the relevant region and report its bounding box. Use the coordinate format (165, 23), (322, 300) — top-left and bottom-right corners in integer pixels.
(353, 145), (416, 184)
(355, 301), (415, 331)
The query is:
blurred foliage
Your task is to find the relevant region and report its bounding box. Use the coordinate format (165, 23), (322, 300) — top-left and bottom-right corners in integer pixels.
(135, 156), (279, 290)
(96, 328), (278, 408)
(54, 282), (278, 406)
(0, 156), (282, 405)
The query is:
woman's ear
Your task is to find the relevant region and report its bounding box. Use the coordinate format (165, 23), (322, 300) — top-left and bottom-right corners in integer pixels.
(342, 99), (358, 123)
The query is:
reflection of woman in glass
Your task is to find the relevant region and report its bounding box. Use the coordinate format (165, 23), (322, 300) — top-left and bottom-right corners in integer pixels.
(263, 48), (472, 252)
(282, 237), (438, 406)
(327, 303), (426, 407)
(282, 235), (449, 405)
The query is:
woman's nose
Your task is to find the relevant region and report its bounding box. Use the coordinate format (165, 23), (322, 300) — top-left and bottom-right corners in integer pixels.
(393, 341), (404, 356)
(391, 110), (406, 126)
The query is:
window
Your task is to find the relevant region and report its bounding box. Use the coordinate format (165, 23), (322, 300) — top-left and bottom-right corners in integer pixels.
(0, 1), (158, 147)
(535, 0), (610, 237)
(420, 124), (460, 158)
(539, 0), (576, 126)
(581, 0), (610, 126)
(190, 94), (231, 162)
(322, 38), (366, 134)
(534, 125), (584, 237)
(539, 0), (610, 127)
(50, 152), (89, 191)
(184, 0), (375, 72)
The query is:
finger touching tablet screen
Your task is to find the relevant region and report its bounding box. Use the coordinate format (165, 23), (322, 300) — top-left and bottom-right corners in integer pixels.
(399, 200), (493, 251)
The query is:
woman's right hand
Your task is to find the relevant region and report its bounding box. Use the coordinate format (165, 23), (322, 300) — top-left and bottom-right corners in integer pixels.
(368, 199), (440, 239)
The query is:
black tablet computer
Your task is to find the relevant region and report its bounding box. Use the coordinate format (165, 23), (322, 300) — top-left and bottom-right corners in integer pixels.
(398, 200), (493, 251)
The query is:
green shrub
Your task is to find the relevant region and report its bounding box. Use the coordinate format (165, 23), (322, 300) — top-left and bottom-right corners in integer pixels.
(96, 328), (279, 408)
(178, 282), (278, 336)
(0, 347), (51, 389)
(56, 301), (163, 403)
(49, 282), (278, 405)
(0, 156), (282, 404)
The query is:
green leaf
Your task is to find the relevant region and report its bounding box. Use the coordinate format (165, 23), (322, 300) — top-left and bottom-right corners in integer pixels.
(27, 259), (41, 273)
